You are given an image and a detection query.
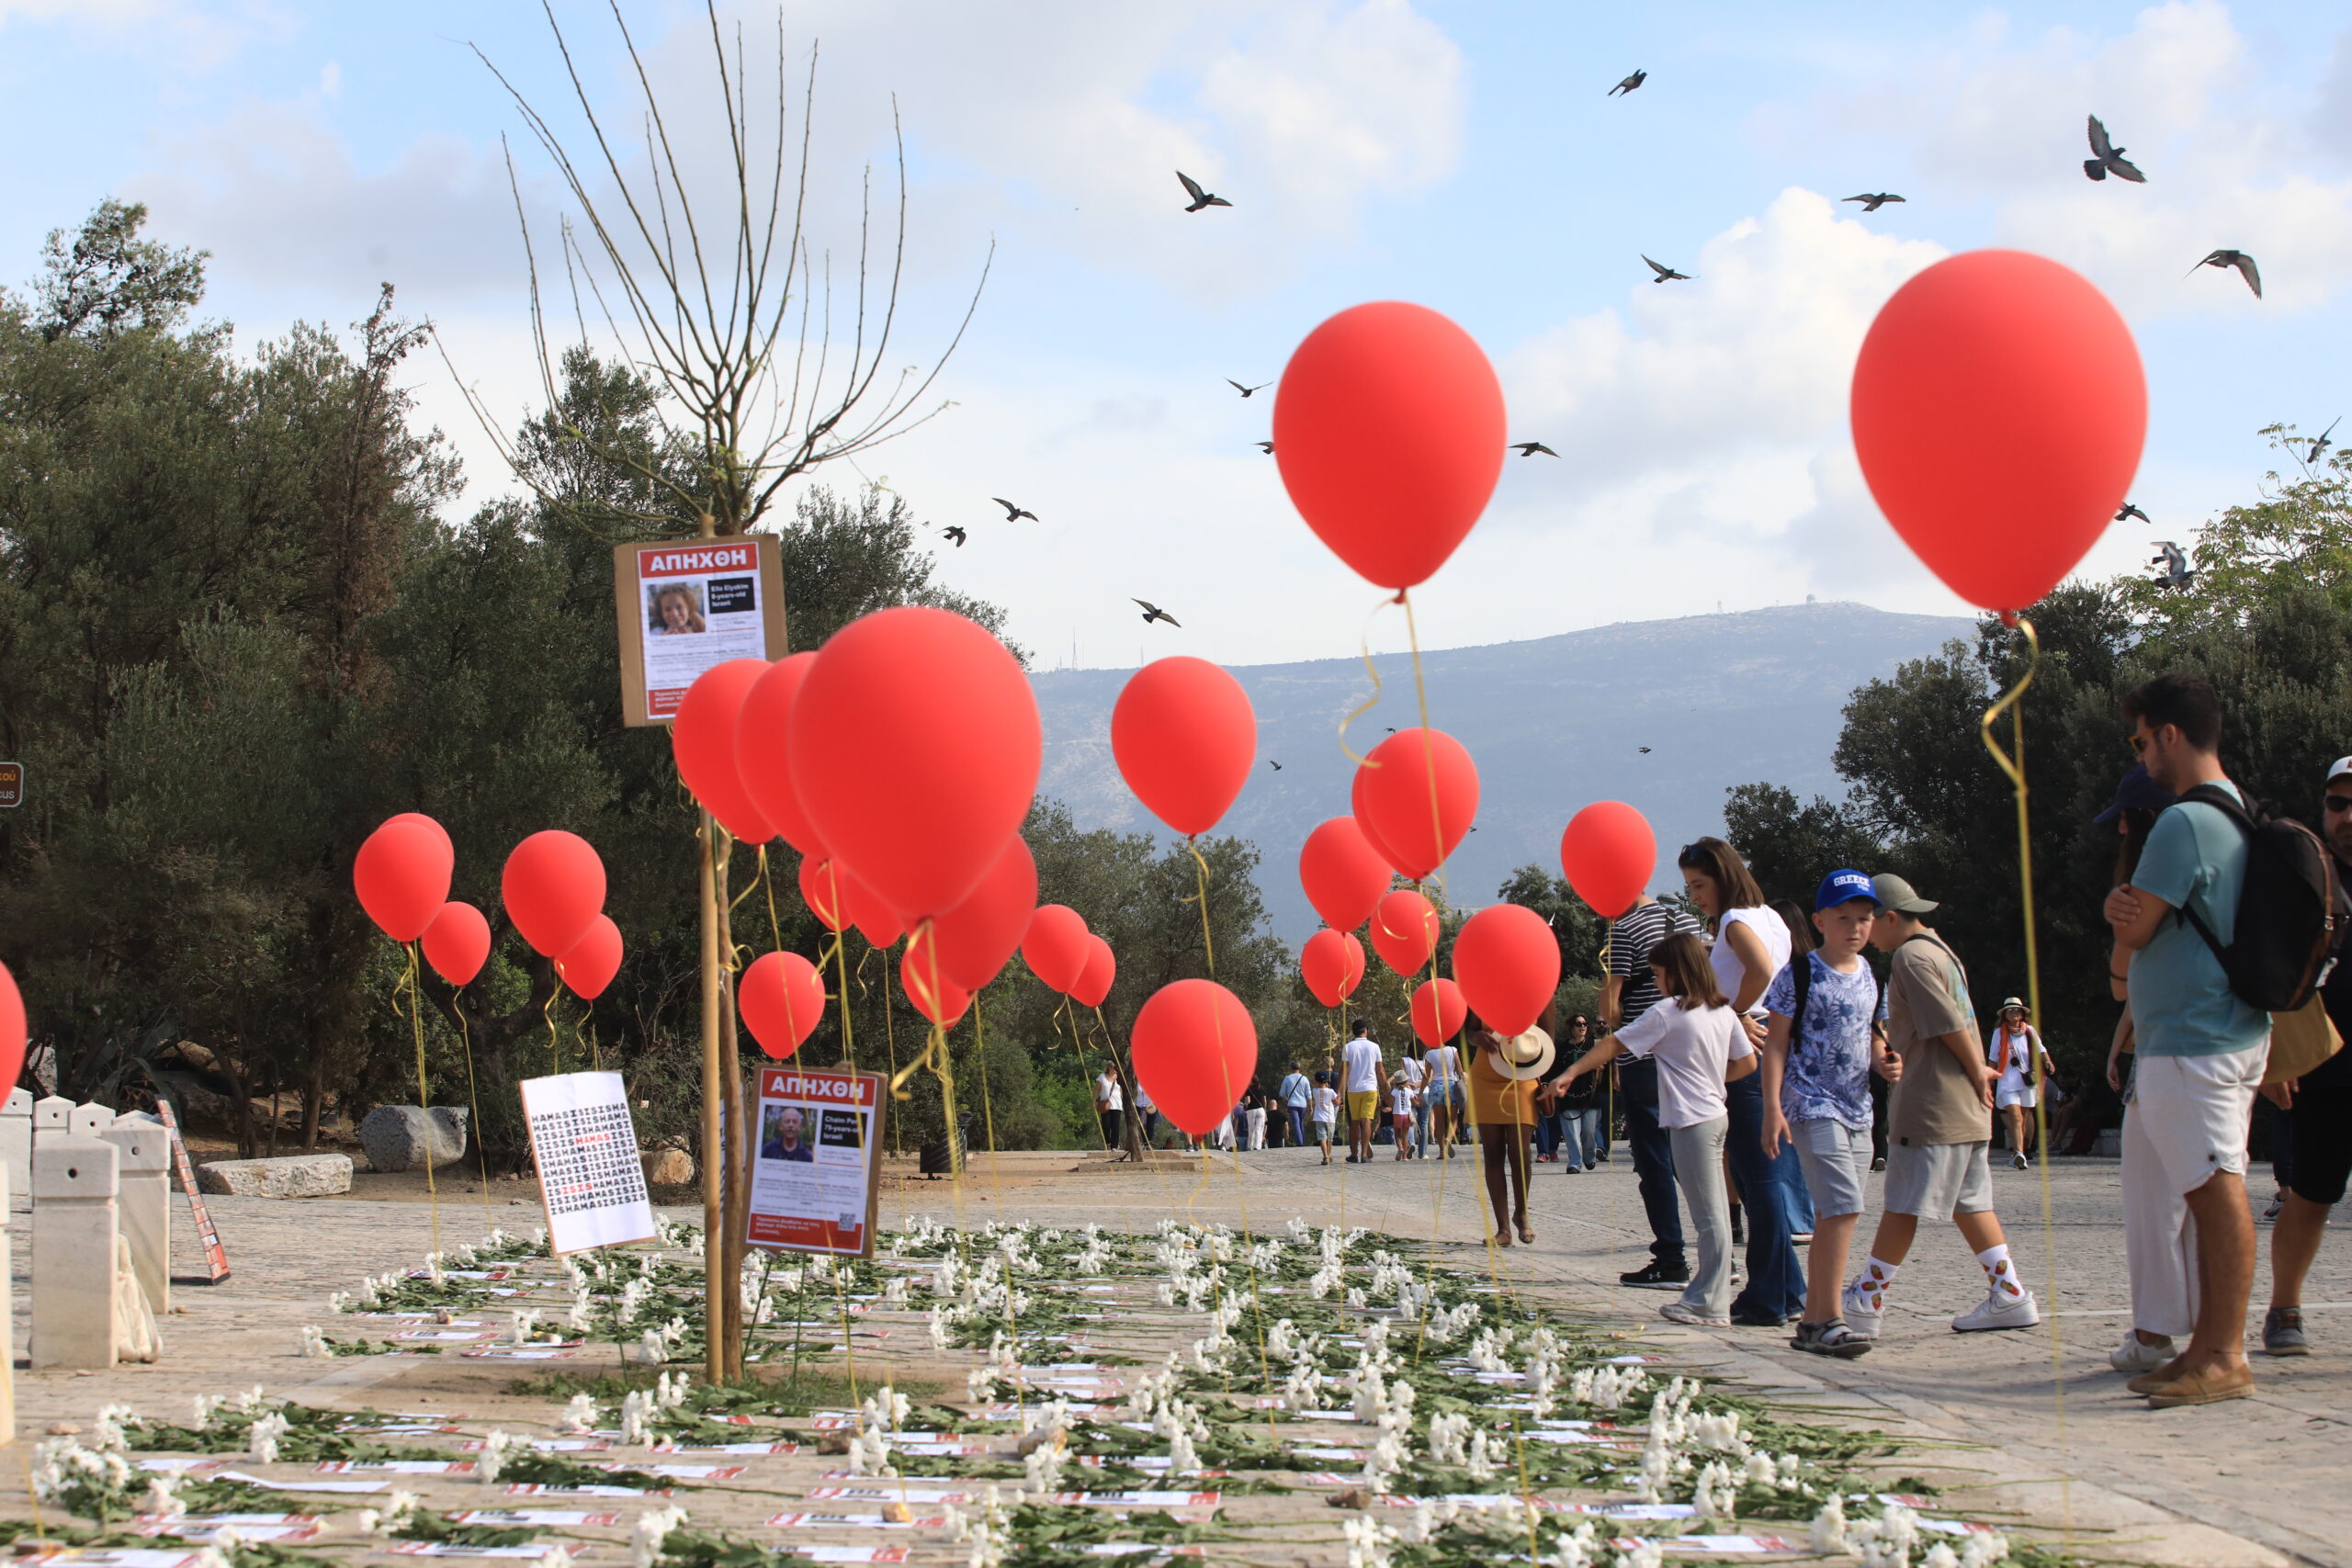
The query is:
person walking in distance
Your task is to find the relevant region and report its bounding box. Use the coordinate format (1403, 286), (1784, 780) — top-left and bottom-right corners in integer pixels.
(1840, 874), (2041, 1340)
(1468, 1011), (1553, 1245)
(1988, 1000), (2056, 1170)
(1555, 1016), (1603, 1173)
(1094, 1066), (1125, 1152)
(2106, 672), (2268, 1407)
(1603, 890), (1706, 1288)
(1679, 838), (1806, 1327)
(1311, 1071), (1340, 1165)
(1279, 1063), (1313, 1150)
(1389, 1045), (1427, 1158)
(1340, 1021), (1385, 1165)
(1424, 1028), (1465, 1159)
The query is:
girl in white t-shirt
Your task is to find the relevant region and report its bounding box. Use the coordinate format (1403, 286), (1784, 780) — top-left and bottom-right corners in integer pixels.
(1310, 1076), (1340, 1166)
(1987, 999), (2055, 1169)
(1545, 931), (1756, 1325)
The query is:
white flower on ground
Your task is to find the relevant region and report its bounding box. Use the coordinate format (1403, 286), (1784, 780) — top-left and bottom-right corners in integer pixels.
(629, 1504), (689, 1568)
(1547, 1521), (1600, 1568)
(1342, 1514), (1397, 1568)
(93, 1403), (141, 1451)
(1464, 1428), (1497, 1483)
(557, 1393), (598, 1435)
(1619, 1541), (1664, 1568)
(1427, 1411), (1469, 1467)
(1958, 1534), (2011, 1568)
(1693, 1459), (1737, 1519)
(479, 1430), (513, 1484)
(638, 1329), (668, 1365)
(1023, 1438), (1066, 1494)
(246, 1411), (290, 1464)
(619, 1391), (657, 1449)
(379, 1490), (422, 1535)
(139, 1473), (186, 1522)
(1810, 1495), (1849, 1553)
(299, 1325), (332, 1359)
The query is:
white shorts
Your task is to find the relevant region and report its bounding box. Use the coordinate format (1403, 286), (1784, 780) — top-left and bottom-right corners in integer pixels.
(2131, 1046), (2264, 1196)
(1995, 1081), (2036, 1110)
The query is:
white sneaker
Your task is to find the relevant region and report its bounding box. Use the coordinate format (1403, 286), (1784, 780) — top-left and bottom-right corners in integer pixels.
(1839, 1280), (1883, 1340)
(1952, 1286), (2039, 1332)
(2108, 1327), (2175, 1372)
(2010, 1151), (2030, 1171)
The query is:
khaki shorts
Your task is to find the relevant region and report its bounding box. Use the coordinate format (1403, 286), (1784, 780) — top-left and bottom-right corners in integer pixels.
(1883, 1141), (1994, 1219)
(1347, 1090), (1381, 1123)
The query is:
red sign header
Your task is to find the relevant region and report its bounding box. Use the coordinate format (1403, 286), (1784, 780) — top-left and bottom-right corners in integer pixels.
(760, 1068), (878, 1108)
(637, 542), (755, 577)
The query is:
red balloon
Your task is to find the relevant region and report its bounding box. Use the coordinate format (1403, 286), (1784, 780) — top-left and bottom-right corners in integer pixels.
(740, 951), (827, 1060)
(1300, 929), (1367, 1008)
(1023, 905), (1091, 995)
(383, 812), (453, 856)
(1851, 249), (2146, 613)
(422, 902), (492, 987)
(1560, 801), (1657, 920)
(788, 607), (1041, 919)
(799, 856), (848, 933)
(1356, 728), (1479, 881)
(735, 653), (829, 857)
(1272, 301), (1508, 592)
(1130, 978), (1259, 1137)
(671, 659), (776, 843)
(1299, 817), (1392, 933)
(1112, 657), (1257, 837)
(555, 914), (624, 1001)
(922, 836), (1038, 992)
(1371, 888), (1439, 976)
(354, 818), (455, 942)
(502, 830), (607, 958)
(1410, 977), (1466, 1048)
(1453, 903), (1560, 1036)
(1349, 766), (1412, 879)
(0, 958), (25, 1099)
(1071, 936), (1116, 1010)
(899, 947), (970, 1027)
(842, 865), (904, 948)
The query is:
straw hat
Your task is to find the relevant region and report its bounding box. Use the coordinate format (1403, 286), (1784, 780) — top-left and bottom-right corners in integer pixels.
(1491, 1026), (1555, 1081)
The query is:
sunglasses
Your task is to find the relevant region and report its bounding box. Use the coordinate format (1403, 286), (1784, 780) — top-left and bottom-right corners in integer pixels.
(2326, 795), (2352, 816)
(2126, 728), (2156, 756)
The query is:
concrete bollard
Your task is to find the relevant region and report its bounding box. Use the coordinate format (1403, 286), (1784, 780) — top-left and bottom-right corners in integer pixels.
(69, 1102), (116, 1139)
(32, 1095), (71, 1151)
(32, 1135), (119, 1370)
(101, 1121), (172, 1318)
(2, 1088), (28, 1207)
(0, 1163), (13, 1443)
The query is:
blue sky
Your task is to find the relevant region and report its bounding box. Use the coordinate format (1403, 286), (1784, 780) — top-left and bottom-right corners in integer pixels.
(3, 1), (2346, 669)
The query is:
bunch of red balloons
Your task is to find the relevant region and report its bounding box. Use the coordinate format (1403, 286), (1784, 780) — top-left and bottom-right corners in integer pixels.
(1023, 906), (1116, 1010)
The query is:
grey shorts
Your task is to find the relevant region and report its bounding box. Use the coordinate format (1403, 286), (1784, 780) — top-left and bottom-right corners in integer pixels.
(1790, 1117), (1872, 1218)
(1883, 1141), (1995, 1219)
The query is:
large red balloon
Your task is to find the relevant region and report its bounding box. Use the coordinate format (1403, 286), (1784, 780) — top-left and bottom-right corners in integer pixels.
(1299, 817), (1392, 933)
(1851, 249), (2145, 613)
(1453, 903), (1560, 1036)
(1410, 977), (1467, 1048)
(672, 659), (775, 844)
(842, 865), (904, 948)
(1272, 301), (1508, 592)
(740, 951), (826, 1060)
(555, 914), (624, 1001)
(899, 947), (970, 1028)
(354, 818), (454, 942)
(1112, 657), (1257, 838)
(383, 812), (453, 856)
(1349, 767), (1413, 879)
(422, 902), (492, 987)
(1356, 728), (1479, 881)
(502, 830), (606, 958)
(1022, 906), (1091, 996)
(735, 653), (829, 857)
(788, 607), (1040, 920)
(799, 856), (848, 933)
(1300, 929), (1368, 1008)
(1131, 979), (1259, 1137)
(922, 836), (1038, 992)
(1370, 888), (1440, 976)
(1071, 936), (1116, 1010)
(1560, 802), (1657, 920)
(0, 959), (25, 1099)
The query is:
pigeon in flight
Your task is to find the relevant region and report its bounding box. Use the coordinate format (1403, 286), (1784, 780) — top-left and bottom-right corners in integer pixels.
(1256, 441), (1275, 454)
(2115, 502), (2151, 525)
(1384, 726), (1397, 734)
(992, 498), (1036, 522)
(1512, 441), (1559, 457)
(1227, 378), (1270, 398)
(1643, 255), (1691, 283)
(1134, 599), (1182, 627)
(1843, 193), (1905, 212)
(2307, 417), (2342, 465)
(2152, 541), (2194, 589)
(1176, 172), (1231, 212)
(2084, 116), (2146, 183)
(1268, 761), (1283, 771)
(1609, 69), (1646, 96)
(943, 525), (967, 547)
(1638, 746), (1653, 754)
(2189, 250), (2261, 299)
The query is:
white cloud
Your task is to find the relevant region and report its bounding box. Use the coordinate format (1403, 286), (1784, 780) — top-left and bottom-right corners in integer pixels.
(0, 0), (279, 70)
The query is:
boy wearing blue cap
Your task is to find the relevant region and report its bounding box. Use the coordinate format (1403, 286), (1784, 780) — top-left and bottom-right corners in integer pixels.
(1760, 869), (1894, 1358)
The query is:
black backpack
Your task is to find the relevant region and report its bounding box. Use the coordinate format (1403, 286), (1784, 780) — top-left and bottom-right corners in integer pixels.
(2171, 784), (2347, 1012)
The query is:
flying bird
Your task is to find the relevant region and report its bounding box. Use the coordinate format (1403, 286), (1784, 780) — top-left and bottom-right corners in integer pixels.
(2115, 502), (2151, 525)
(2307, 417), (2342, 464)
(1384, 726), (1397, 734)
(2084, 116), (2146, 183)
(1268, 761), (1283, 771)
(1638, 746), (1653, 754)
(1176, 171), (1231, 212)
(2152, 541), (2194, 589)
(2188, 249), (2261, 299)
(1134, 599), (1182, 627)
(1643, 255), (1691, 283)
(943, 525), (967, 547)
(1609, 70), (1646, 96)
(992, 498), (1036, 522)
(1256, 441), (1275, 454)
(1227, 378), (1270, 398)
(1511, 441), (1559, 457)
(1843, 193), (1905, 212)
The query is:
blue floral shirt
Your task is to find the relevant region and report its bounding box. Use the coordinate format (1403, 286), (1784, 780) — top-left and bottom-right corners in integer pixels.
(1762, 953), (1878, 1130)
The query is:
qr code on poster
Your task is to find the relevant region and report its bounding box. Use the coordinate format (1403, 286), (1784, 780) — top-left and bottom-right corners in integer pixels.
(531, 1101), (650, 1217)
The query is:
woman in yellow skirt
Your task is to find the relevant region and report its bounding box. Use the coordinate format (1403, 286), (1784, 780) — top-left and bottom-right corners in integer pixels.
(1466, 1010), (1555, 1246)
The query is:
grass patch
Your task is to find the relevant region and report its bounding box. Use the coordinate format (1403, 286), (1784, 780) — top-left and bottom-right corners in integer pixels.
(508, 1365), (936, 1415)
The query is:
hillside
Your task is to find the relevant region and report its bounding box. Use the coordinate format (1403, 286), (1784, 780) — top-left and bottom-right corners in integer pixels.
(1030, 602), (1975, 942)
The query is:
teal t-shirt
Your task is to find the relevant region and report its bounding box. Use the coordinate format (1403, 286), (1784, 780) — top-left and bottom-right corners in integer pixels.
(2129, 784), (2270, 1058)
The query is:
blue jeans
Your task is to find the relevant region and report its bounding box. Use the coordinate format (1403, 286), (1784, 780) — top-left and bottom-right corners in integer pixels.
(1724, 1071), (1806, 1322)
(1286, 1104), (1308, 1147)
(1534, 1110), (1559, 1158)
(1412, 1097), (1430, 1154)
(1618, 1058), (1684, 1270)
(1557, 1106), (1600, 1169)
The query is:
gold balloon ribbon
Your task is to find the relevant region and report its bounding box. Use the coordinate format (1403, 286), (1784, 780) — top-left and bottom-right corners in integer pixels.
(1337, 594), (1401, 766)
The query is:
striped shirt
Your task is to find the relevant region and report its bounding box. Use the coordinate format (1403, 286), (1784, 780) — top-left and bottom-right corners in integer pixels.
(1606, 901), (1705, 1023)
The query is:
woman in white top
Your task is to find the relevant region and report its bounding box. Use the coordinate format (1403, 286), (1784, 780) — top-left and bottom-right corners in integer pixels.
(1547, 932), (1756, 1324)
(1677, 836), (1804, 1325)
(1388, 1051), (1426, 1157)
(1987, 999), (2054, 1169)
(1423, 1033), (1465, 1160)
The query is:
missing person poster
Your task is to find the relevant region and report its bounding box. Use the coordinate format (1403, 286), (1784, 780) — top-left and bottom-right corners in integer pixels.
(745, 1066), (883, 1258)
(520, 1070), (659, 1256)
(611, 536), (788, 726)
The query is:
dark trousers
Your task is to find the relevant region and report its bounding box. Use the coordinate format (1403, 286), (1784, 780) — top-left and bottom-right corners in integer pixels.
(1534, 1108), (1559, 1157)
(1868, 1072), (1889, 1164)
(1099, 1108), (1121, 1148)
(1724, 1072), (1806, 1321)
(1619, 1058), (1685, 1269)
